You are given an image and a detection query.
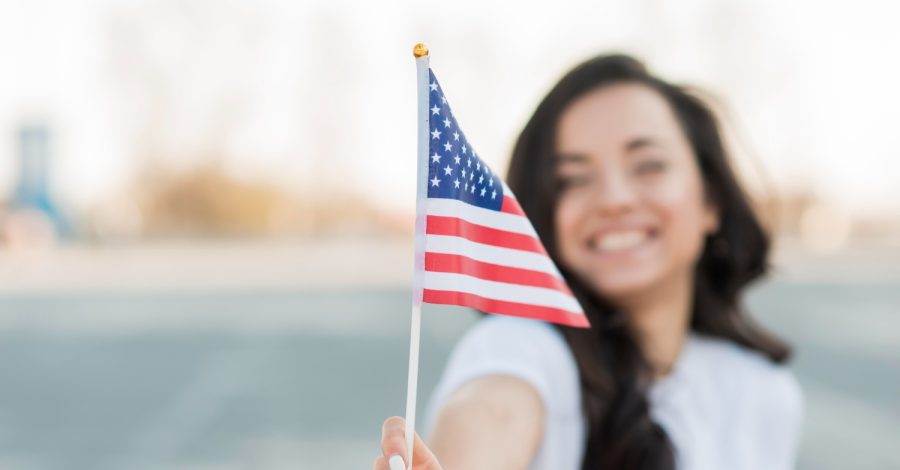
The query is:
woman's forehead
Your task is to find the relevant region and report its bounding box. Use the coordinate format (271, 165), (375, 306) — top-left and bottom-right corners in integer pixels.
(555, 83), (684, 153)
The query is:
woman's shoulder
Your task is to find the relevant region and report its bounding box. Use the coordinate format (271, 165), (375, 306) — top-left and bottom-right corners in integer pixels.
(688, 333), (803, 416)
(454, 315), (571, 357)
(691, 334), (797, 377)
(439, 315), (578, 397)
(425, 316), (582, 432)
(670, 334), (804, 467)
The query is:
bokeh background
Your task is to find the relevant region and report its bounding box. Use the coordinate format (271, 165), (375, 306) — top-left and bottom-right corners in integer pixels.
(1, 1), (898, 469)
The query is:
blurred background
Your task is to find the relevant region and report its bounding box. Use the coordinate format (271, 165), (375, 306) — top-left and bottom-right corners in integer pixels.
(0, 0), (898, 468)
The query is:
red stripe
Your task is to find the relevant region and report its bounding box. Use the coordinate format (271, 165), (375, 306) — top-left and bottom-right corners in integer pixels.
(426, 215), (547, 255)
(423, 289), (590, 328)
(500, 196), (526, 216)
(424, 252), (573, 295)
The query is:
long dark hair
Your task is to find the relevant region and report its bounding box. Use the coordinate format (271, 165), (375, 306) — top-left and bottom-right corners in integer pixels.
(505, 54), (791, 470)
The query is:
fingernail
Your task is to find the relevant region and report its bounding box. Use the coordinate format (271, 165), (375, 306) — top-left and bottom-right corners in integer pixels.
(388, 454), (405, 470)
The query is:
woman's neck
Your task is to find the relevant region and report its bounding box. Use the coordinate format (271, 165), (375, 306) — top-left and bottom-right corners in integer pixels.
(619, 274), (693, 378)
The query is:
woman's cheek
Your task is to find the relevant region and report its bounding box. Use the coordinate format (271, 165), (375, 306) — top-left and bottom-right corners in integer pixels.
(650, 176), (709, 264)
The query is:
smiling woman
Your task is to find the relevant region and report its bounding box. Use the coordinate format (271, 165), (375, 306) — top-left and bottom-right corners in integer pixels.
(376, 54), (801, 470)
(553, 82), (720, 310)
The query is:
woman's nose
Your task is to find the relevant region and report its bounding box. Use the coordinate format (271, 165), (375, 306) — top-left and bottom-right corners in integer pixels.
(592, 172), (638, 215)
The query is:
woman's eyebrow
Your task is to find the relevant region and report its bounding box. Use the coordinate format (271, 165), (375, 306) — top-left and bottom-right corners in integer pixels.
(554, 153), (589, 163)
(624, 137), (663, 153)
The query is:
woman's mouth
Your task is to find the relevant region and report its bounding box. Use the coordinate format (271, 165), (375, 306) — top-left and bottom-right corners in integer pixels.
(588, 229), (656, 254)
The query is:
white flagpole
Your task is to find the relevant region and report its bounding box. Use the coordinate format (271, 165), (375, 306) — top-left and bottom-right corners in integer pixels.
(402, 43), (430, 470)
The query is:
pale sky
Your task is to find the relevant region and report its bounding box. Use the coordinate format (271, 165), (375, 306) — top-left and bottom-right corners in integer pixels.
(1, 0), (898, 218)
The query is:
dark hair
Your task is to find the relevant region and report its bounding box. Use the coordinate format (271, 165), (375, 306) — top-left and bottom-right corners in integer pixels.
(505, 54), (791, 470)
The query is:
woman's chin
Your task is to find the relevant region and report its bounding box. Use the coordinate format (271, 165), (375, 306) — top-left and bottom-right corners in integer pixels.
(588, 270), (663, 304)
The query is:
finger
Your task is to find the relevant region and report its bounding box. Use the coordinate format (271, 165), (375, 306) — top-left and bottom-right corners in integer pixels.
(374, 454), (406, 470)
(389, 454), (406, 470)
(411, 431), (440, 468)
(381, 416), (407, 467)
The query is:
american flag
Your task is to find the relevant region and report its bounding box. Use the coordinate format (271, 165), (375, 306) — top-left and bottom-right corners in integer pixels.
(421, 69), (589, 328)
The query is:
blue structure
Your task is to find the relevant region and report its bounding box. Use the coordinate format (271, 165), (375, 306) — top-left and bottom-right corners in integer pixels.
(11, 124), (68, 237)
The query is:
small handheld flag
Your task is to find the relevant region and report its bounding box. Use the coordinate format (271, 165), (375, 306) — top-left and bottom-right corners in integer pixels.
(421, 70), (589, 329)
(401, 44), (589, 470)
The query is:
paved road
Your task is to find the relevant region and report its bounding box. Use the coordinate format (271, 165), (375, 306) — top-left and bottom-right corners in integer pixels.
(0, 282), (897, 469)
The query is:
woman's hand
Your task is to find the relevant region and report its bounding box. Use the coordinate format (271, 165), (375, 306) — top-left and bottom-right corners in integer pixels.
(374, 416), (443, 470)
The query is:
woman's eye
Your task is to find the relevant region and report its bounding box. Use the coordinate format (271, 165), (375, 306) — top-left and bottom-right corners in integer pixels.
(634, 159), (667, 175)
(557, 174), (590, 189)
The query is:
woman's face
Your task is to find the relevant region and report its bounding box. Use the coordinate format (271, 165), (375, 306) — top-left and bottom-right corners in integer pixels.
(553, 83), (719, 306)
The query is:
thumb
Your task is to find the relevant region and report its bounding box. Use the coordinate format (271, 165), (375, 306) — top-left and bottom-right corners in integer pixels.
(379, 416), (442, 470)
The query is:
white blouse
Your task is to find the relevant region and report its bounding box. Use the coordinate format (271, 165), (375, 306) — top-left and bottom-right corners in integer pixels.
(424, 316), (803, 470)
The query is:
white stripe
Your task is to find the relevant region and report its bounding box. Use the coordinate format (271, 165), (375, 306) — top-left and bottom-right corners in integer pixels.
(426, 198), (538, 237)
(423, 271), (582, 312)
(425, 234), (563, 278)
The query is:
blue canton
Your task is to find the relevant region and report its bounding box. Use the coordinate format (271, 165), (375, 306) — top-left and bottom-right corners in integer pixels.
(427, 69), (504, 211)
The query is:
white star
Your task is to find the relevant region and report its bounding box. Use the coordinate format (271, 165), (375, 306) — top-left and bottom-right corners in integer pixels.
(491, 190), (497, 199)
(464, 182), (468, 191)
(443, 141), (452, 152)
(443, 117), (451, 128)
(431, 105), (440, 115)
(454, 155), (461, 165)
(430, 81), (438, 92)
(489, 178), (493, 187)
(462, 145), (467, 154)
(469, 172), (474, 181)
(431, 129), (441, 139)
(470, 185), (475, 194)
(453, 131), (460, 141)
(440, 95), (447, 104)
(478, 175), (484, 184)
(431, 153), (441, 163)
(476, 162), (481, 171)
(443, 165), (453, 176)
(467, 158), (471, 167)
(480, 187), (486, 197)
(430, 176), (440, 187)
(453, 179), (460, 188)
(461, 169), (467, 178)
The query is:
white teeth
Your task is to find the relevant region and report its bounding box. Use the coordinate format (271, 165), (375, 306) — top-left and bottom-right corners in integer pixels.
(594, 230), (648, 252)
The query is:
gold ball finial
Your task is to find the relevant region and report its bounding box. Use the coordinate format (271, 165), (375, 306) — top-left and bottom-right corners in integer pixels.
(413, 43), (429, 58)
